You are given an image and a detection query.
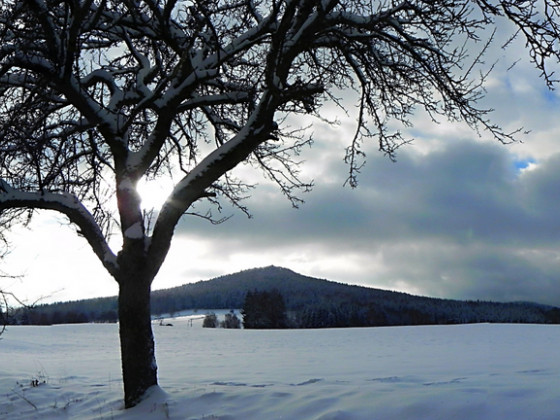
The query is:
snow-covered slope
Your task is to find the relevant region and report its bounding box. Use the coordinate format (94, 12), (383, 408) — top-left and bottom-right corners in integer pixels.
(1, 321), (558, 419)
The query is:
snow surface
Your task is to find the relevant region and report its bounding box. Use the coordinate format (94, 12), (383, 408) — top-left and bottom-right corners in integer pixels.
(0, 320), (558, 420)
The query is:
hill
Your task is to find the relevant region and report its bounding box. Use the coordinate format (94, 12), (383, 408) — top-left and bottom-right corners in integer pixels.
(10, 266), (560, 327)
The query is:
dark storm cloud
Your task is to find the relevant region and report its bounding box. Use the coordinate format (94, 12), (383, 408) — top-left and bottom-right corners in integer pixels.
(175, 136), (560, 306)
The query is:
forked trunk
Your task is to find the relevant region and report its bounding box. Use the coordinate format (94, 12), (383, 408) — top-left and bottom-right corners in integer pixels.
(118, 273), (158, 408)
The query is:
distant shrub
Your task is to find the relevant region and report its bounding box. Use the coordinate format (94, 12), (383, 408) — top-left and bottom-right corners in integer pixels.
(221, 310), (241, 329)
(202, 313), (218, 328)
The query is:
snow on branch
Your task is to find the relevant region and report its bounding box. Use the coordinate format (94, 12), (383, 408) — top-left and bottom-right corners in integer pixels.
(0, 180), (118, 275)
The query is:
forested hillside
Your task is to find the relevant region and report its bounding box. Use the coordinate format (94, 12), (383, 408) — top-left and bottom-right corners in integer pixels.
(9, 266), (560, 327)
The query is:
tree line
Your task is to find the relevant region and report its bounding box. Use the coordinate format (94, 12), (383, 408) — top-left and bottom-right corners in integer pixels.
(240, 287), (560, 329)
(7, 267), (560, 328)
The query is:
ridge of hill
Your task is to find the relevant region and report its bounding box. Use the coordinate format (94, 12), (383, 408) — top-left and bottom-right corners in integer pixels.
(11, 266), (560, 327)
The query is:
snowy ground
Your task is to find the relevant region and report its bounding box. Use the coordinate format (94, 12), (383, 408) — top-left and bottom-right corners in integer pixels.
(0, 317), (558, 420)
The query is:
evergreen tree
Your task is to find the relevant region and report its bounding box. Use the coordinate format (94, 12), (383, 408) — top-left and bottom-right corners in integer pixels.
(242, 290), (287, 329)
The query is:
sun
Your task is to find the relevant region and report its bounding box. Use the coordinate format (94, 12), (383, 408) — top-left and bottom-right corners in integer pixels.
(137, 178), (174, 211)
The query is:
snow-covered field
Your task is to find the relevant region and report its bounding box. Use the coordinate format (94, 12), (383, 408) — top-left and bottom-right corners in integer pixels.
(0, 317), (558, 420)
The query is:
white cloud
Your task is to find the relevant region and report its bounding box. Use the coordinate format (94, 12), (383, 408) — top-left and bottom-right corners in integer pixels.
(2, 215), (117, 304)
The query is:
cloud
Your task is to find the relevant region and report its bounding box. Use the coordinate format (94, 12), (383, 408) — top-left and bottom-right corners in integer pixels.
(170, 135), (560, 306)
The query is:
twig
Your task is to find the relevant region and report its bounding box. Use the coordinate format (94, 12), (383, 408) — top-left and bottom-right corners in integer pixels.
(10, 387), (38, 410)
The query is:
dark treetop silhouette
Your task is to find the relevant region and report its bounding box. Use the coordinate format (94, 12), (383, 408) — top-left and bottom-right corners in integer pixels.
(1, 0), (559, 408)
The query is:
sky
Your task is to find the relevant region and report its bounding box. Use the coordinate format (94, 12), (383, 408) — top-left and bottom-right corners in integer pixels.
(2, 25), (560, 308)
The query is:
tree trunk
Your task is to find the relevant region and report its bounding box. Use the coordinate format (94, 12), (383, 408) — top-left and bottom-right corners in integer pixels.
(118, 273), (158, 408)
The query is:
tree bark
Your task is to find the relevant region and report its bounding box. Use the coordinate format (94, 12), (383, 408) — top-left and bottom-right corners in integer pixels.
(118, 272), (158, 408)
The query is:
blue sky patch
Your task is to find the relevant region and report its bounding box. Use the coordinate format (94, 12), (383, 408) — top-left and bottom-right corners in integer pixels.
(514, 158), (536, 172)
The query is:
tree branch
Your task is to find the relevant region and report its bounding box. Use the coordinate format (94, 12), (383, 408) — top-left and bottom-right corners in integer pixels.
(0, 179), (118, 277)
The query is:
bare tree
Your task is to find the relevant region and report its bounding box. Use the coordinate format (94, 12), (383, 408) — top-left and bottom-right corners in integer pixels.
(1, 0), (559, 408)
(0, 247), (28, 335)
(0, 290), (9, 335)
(1, 230), (13, 335)
(0, 286), (28, 334)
